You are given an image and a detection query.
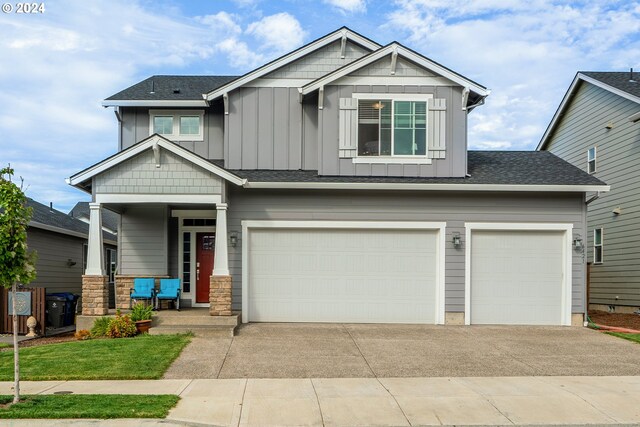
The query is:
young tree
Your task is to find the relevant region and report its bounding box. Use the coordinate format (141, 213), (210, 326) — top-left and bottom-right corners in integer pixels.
(0, 166), (36, 404)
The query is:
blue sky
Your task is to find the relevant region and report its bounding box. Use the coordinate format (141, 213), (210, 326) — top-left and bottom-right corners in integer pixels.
(1, 0), (639, 211)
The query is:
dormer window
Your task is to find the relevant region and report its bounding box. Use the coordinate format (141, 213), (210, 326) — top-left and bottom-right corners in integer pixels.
(149, 110), (204, 141)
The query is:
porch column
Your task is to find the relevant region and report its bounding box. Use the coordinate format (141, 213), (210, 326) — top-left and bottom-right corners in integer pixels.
(82, 202), (108, 316)
(210, 203), (232, 316)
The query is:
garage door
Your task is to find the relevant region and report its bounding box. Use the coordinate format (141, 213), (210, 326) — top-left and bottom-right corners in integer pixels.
(470, 230), (565, 325)
(247, 228), (440, 323)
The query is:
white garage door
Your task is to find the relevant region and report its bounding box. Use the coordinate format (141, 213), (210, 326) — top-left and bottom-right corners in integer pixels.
(247, 228), (440, 323)
(470, 230), (565, 325)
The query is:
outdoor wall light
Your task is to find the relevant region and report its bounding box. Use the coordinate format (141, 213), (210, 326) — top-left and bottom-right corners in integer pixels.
(66, 258), (77, 267)
(573, 237), (583, 250)
(452, 232), (462, 248)
(229, 232), (238, 247)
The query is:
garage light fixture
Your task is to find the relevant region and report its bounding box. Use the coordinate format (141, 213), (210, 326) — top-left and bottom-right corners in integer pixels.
(229, 232), (238, 247)
(573, 236), (583, 250)
(452, 232), (462, 248)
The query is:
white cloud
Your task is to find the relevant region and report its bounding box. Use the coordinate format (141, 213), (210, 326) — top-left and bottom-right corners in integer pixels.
(246, 13), (307, 53)
(197, 11), (242, 35)
(386, 0), (640, 150)
(323, 0), (366, 13)
(216, 38), (264, 68)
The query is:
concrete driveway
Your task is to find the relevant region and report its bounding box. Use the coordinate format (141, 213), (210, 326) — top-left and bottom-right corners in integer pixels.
(164, 324), (640, 379)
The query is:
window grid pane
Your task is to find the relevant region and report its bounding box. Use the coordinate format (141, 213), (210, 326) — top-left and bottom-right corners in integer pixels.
(393, 101), (427, 156)
(180, 116), (200, 135)
(183, 232), (191, 293)
(153, 116), (173, 135)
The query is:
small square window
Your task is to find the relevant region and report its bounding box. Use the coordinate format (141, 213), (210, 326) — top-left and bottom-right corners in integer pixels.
(153, 116), (173, 135)
(587, 147), (597, 174)
(594, 228), (603, 264)
(180, 116), (200, 135)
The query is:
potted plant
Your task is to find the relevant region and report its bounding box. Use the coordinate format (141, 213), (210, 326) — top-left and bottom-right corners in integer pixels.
(130, 302), (154, 334)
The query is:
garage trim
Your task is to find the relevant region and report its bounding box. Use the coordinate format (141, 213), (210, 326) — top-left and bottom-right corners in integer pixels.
(464, 222), (573, 326)
(241, 220), (447, 324)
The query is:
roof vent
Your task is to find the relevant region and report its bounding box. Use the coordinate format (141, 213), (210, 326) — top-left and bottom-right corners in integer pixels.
(49, 202), (53, 212)
(630, 68), (636, 83)
(173, 88), (181, 94)
(150, 79), (155, 94)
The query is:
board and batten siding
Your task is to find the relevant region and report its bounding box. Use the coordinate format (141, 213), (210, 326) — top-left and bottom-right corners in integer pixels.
(544, 81), (640, 306)
(120, 107), (224, 160)
(319, 85), (467, 177)
(226, 189), (587, 314)
(119, 206), (167, 275)
(94, 149), (223, 195)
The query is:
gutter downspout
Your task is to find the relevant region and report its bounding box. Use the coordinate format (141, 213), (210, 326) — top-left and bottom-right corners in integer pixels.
(586, 192), (600, 205)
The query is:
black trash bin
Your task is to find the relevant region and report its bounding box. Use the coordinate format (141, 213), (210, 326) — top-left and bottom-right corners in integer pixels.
(46, 295), (66, 328)
(49, 293), (79, 326)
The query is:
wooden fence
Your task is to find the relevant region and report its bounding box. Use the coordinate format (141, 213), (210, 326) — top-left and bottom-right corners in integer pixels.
(0, 287), (46, 335)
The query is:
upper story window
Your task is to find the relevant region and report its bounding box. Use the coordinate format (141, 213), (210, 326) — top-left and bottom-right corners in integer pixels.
(357, 98), (427, 157)
(587, 147), (597, 174)
(149, 110), (204, 141)
(594, 227), (603, 264)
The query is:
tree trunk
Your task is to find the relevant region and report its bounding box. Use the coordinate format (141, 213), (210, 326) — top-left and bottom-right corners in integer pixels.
(12, 282), (20, 404)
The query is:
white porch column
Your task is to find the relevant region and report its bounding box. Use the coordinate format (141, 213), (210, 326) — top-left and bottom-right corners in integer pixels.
(85, 202), (104, 276)
(213, 203), (229, 276)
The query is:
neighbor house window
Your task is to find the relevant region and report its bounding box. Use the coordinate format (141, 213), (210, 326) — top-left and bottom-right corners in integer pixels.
(149, 110), (204, 141)
(357, 98), (427, 157)
(594, 228), (603, 264)
(587, 147), (597, 174)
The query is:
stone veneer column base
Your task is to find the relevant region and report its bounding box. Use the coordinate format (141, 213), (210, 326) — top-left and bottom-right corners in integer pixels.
(210, 275), (232, 316)
(82, 275), (109, 316)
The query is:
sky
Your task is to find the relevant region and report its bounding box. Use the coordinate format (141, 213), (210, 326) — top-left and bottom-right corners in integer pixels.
(1, 0), (639, 212)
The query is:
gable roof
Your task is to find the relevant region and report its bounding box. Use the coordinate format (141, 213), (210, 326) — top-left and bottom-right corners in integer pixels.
(27, 199), (116, 243)
(68, 134), (246, 193)
(204, 27), (381, 101)
(103, 75), (237, 107)
(215, 151), (607, 192)
(537, 72), (640, 150)
(69, 202), (119, 232)
(301, 42), (489, 100)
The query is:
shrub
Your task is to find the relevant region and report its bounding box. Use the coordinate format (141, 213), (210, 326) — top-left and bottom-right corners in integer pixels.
(106, 311), (137, 338)
(130, 302), (154, 322)
(74, 329), (91, 340)
(90, 316), (112, 338)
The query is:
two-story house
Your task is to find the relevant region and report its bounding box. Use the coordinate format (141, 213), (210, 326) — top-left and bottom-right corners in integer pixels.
(69, 28), (607, 328)
(538, 71), (640, 313)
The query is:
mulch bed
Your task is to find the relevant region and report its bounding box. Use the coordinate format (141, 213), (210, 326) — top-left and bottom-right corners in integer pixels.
(0, 333), (76, 352)
(589, 310), (640, 331)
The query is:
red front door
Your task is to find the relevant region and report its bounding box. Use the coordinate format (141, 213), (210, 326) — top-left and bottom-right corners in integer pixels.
(196, 233), (215, 303)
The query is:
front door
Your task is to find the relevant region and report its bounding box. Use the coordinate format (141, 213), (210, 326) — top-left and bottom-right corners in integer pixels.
(196, 233), (215, 303)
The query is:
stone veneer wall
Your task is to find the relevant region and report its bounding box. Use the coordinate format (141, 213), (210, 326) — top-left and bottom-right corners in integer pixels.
(210, 276), (232, 316)
(82, 275), (109, 315)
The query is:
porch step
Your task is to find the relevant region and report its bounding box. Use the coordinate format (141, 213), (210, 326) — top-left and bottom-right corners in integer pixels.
(152, 311), (240, 327)
(149, 325), (235, 338)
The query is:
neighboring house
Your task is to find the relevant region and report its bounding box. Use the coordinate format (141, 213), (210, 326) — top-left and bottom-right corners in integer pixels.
(26, 199), (117, 302)
(538, 71), (640, 313)
(69, 201), (119, 237)
(69, 27), (608, 326)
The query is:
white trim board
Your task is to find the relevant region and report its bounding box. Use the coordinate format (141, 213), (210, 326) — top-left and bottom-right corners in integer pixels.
(241, 220), (447, 325)
(95, 194), (222, 204)
(463, 222), (574, 326)
(68, 134), (246, 188)
(301, 43), (489, 98)
(538, 73), (640, 150)
(205, 28), (380, 101)
(29, 221), (117, 246)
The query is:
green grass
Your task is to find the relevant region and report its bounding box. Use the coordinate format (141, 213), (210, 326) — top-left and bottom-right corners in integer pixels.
(0, 334), (191, 380)
(607, 332), (640, 344)
(0, 343), (11, 349)
(0, 394), (179, 419)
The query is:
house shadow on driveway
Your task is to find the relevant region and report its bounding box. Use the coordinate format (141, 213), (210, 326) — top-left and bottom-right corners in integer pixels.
(164, 323), (640, 379)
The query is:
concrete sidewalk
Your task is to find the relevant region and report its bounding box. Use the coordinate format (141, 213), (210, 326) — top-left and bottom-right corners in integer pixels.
(2, 376), (640, 426)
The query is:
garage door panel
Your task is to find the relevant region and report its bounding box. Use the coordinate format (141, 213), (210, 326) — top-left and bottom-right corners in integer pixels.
(248, 228), (439, 323)
(471, 230), (564, 325)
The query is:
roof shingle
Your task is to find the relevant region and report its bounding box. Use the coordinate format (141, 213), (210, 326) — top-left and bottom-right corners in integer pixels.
(581, 71), (640, 99)
(105, 75), (238, 101)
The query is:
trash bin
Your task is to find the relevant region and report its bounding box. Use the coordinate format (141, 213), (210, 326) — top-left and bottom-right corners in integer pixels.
(49, 293), (80, 326)
(46, 296), (66, 328)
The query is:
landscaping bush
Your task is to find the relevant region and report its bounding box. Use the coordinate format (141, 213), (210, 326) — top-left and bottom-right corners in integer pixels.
(90, 316), (111, 338)
(74, 330), (91, 341)
(130, 302), (153, 322)
(106, 311), (137, 338)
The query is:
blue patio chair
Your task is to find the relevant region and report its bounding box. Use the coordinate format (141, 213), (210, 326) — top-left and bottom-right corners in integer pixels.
(129, 278), (156, 308)
(156, 278), (181, 311)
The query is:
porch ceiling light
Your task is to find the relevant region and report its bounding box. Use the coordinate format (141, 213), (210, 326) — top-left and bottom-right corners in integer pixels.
(452, 232), (461, 248)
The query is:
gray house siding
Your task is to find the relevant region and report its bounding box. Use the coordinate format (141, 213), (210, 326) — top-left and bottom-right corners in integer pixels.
(544, 81), (640, 307)
(226, 189), (586, 314)
(120, 107), (224, 159)
(119, 205), (167, 275)
(318, 85), (467, 177)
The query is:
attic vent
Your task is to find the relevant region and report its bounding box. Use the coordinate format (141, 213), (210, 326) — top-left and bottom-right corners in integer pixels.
(173, 88), (181, 94)
(150, 79), (155, 94)
(630, 68), (636, 83)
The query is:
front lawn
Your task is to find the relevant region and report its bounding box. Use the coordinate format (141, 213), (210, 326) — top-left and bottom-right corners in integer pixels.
(0, 334), (191, 380)
(607, 332), (640, 344)
(0, 394), (179, 419)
